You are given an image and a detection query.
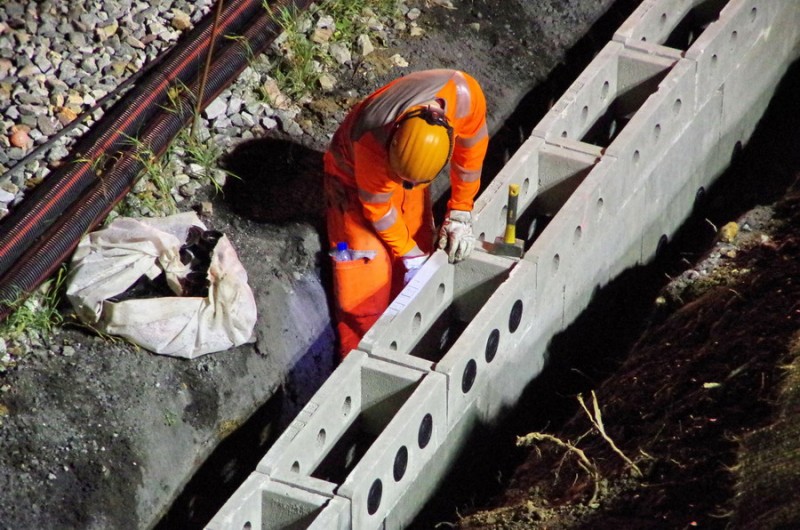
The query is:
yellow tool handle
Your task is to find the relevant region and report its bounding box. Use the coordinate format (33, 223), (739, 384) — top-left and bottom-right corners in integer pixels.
(503, 184), (520, 244)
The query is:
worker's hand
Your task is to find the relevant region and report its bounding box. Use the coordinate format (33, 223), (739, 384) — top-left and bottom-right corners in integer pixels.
(401, 252), (429, 285)
(437, 209), (475, 263)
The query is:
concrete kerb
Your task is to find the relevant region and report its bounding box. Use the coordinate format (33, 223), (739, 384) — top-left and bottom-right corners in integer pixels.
(208, 1), (800, 527)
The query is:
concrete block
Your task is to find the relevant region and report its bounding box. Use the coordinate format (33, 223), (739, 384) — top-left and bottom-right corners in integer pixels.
(205, 472), (350, 530)
(686, 0), (781, 113)
(257, 351), (426, 485)
(337, 371), (447, 529)
(716, 1), (800, 157)
(382, 391), (480, 529)
(366, 250), (512, 369)
(532, 42), (675, 147)
(473, 136), (599, 248)
(434, 260), (540, 428)
(472, 135), (545, 243)
(359, 250), (452, 363)
(614, 0), (700, 51)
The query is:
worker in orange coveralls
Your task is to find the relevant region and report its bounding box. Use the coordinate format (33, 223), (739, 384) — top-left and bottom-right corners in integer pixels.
(324, 69), (489, 359)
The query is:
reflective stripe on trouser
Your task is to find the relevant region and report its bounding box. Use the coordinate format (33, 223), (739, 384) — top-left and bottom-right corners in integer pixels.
(325, 176), (434, 359)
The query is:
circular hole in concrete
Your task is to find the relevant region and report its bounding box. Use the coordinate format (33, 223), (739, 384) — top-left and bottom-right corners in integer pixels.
(412, 312), (422, 333)
(509, 299), (523, 333)
(501, 205), (508, 222)
(581, 105), (589, 123)
(485, 328), (500, 363)
(343, 396), (352, 416)
(389, 341), (398, 351)
(633, 150), (640, 164)
(596, 196), (604, 214)
(552, 253), (560, 272)
(393, 445), (408, 482)
(291, 461), (300, 473)
(660, 13), (667, 26)
(574, 225), (582, 243)
(561, 130), (568, 138)
(711, 54), (718, 67)
(656, 234), (669, 259)
(436, 283), (446, 305)
(367, 478), (382, 515)
(244, 522), (252, 530)
(673, 98), (682, 116)
(731, 30), (738, 44)
(462, 359), (477, 393)
(601, 80), (610, 100)
(418, 413), (433, 449)
(695, 186), (706, 210)
(750, 7), (757, 22)
(654, 123), (661, 141)
(479, 231), (486, 241)
(317, 429), (326, 447)
(522, 177), (530, 197)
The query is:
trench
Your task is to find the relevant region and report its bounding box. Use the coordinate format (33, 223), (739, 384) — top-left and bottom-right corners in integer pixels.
(153, 1), (800, 527)
(410, 38), (800, 530)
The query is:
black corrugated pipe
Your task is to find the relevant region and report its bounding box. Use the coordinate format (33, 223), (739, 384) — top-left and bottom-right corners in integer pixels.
(0, 0), (264, 279)
(0, 0), (314, 319)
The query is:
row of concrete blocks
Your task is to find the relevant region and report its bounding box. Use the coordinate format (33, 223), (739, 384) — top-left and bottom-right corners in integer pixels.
(207, 0), (800, 528)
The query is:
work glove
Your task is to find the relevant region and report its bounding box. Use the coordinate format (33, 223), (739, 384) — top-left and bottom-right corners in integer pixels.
(401, 253), (429, 285)
(437, 209), (475, 263)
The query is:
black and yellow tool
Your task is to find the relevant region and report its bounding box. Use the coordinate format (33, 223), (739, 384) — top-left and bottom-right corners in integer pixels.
(490, 184), (525, 257)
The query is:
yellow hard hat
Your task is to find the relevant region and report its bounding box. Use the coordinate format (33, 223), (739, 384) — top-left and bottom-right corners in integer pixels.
(388, 105), (454, 187)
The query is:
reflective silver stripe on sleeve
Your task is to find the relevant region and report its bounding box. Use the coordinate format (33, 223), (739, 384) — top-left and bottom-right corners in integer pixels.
(452, 162), (481, 183)
(372, 205), (398, 231)
(455, 122), (488, 149)
(358, 188), (394, 204)
(454, 71), (472, 119)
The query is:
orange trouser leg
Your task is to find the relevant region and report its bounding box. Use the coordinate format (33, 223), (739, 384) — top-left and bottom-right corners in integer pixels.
(326, 177), (392, 359)
(325, 176), (433, 360)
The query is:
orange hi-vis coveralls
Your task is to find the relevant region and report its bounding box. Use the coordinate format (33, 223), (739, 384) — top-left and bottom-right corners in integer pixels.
(324, 69), (489, 357)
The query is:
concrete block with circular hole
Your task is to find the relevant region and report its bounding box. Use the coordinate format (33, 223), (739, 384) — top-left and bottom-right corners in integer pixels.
(532, 41), (676, 147)
(205, 472), (351, 530)
(687, 0), (783, 115)
(358, 250), (453, 367)
(363, 249), (514, 371)
(701, 1), (800, 163)
(257, 351), (428, 482)
(471, 136), (601, 247)
(613, 0), (706, 57)
(603, 60), (702, 260)
(336, 371), (447, 529)
(434, 259), (539, 428)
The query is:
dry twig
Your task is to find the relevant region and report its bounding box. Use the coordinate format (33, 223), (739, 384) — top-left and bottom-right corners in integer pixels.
(578, 390), (642, 477)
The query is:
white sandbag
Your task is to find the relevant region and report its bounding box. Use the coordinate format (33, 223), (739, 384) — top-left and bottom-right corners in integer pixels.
(66, 212), (257, 358)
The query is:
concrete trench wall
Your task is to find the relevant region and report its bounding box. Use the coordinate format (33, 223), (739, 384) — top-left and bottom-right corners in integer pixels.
(206, 1), (800, 528)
